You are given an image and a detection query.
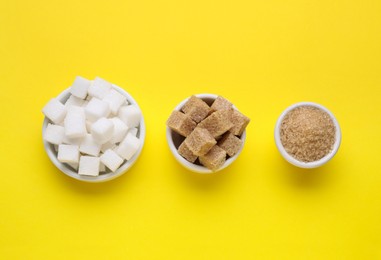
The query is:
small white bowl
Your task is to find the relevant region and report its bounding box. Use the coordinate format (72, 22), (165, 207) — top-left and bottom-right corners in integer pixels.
(274, 102), (341, 168)
(166, 94), (246, 174)
(42, 84), (146, 182)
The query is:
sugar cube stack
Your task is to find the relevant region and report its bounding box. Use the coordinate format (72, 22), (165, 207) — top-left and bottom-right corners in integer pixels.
(43, 76), (143, 177)
(167, 95), (250, 171)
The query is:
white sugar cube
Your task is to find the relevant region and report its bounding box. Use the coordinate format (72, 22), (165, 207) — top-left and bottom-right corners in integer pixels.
(70, 76), (91, 99)
(118, 105), (142, 128)
(100, 149), (124, 172)
(64, 106), (87, 138)
(88, 77), (112, 99)
(65, 95), (85, 107)
(42, 98), (67, 124)
(63, 135), (84, 145)
(99, 162), (106, 172)
(78, 156), (100, 176)
(109, 117), (128, 144)
(57, 145), (79, 164)
(85, 97), (110, 122)
(91, 118), (114, 144)
(103, 89), (127, 114)
(82, 100), (89, 107)
(85, 120), (92, 133)
(101, 141), (116, 153)
(66, 162), (78, 171)
(128, 127), (138, 137)
(79, 134), (101, 156)
(116, 133), (141, 160)
(44, 123), (65, 145)
(112, 145), (119, 154)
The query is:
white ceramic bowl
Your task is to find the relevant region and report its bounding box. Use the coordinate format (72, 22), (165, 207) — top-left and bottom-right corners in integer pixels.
(42, 84), (146, 182)
(274, 102), (341, 168)
(166, 94), (246, 174)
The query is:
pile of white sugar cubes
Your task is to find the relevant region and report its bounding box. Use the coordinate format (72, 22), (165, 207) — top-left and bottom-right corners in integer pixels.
(42, 76), (142, 177)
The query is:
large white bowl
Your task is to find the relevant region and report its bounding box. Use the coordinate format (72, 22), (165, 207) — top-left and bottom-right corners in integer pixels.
(274, 102), (341, 168)
(166, 94), (246, 174)
(42, 84), (146, 182)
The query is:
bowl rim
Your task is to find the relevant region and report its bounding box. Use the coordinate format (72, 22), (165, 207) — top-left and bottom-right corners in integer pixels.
(166, 93), (246, 174)
(42, 84), (146, 183)
(274, 101), (341, 168)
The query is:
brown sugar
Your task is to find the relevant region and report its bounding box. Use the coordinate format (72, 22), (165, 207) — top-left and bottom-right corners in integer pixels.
(167, 95), (250, 171)
(210, 96), (233, 112)
(178, 141), (198, 163)
(181, 95), (211, 123)
(218, 131), (243, 157)
(199, 145), (227, 171)
(280, 106), (336, 162)
(198, 109), (234, 138)
(166, 110), (196, 137)
(184, 127), (216, 156)
(229, 110), (250, 136)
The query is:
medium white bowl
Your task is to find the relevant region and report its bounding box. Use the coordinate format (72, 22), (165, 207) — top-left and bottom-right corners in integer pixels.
(274, 102), (341, 168)
(42, 84), (146, 182)
(166, 94), (246, 174)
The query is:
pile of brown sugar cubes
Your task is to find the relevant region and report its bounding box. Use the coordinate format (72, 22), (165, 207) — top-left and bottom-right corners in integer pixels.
(167, 95), (250, 171)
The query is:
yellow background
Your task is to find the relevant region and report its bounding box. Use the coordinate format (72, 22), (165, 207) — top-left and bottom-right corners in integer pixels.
(1, 0), (380, 259)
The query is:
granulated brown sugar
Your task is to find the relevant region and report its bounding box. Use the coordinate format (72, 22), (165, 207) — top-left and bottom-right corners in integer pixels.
(280, 106), (336, 162)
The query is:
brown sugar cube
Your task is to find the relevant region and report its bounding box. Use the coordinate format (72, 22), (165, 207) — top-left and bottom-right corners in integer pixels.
(178, 141), (198, 163)
(210, 96), (233, 112)
(199, 145), (227, 171)
(215, 135), (223, 141)
(198, 109), (234, 138)
(181, 95), (211, 123)
(229, 110), (250, 136)
(218, 132), (243, 157)
(184, 127), (216, 156)
(166, 110), (196, 137)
